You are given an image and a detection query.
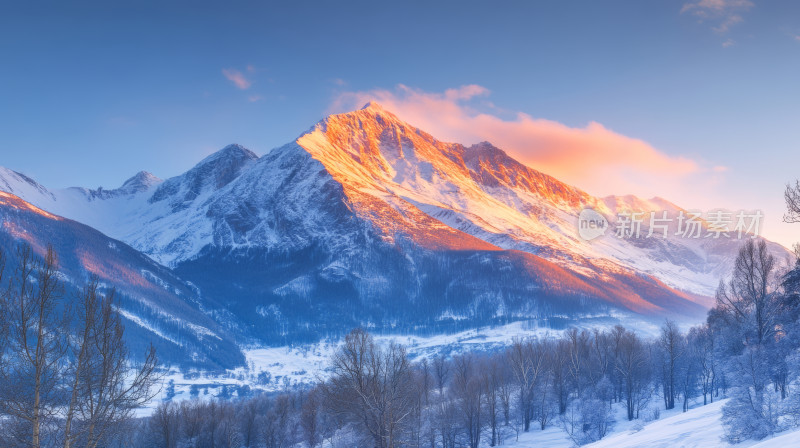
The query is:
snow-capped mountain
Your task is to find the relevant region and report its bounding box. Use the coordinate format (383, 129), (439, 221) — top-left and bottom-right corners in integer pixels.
(0, 190), (244, 369)
(0, 103), (790, 345)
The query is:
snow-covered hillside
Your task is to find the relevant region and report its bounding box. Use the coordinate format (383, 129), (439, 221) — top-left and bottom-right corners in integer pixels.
(0, 190), (245, 369)
(508, 399), (799, 448)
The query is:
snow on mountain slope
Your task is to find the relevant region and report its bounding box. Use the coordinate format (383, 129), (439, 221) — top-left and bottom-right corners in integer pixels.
(0, 166), (55, 202)
(296, 104), (790, 298)
(0, 145), (256, 266)
(0, 105), (786, 297)
(0, 103), (791, 341)
(0, 190), (244, 369)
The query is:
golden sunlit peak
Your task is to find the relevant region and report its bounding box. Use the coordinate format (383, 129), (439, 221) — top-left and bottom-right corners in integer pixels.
(359, 101), (386, 112)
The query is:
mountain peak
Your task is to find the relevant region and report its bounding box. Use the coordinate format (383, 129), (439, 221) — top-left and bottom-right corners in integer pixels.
(200, 144), (259, 165)
(0, 166), (54, 200)
(119, 171), (162, 193)
(360, 101), (386, 112)
(150, 144), (259, 206)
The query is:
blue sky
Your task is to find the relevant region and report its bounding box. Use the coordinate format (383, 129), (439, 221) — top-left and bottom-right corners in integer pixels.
(1, 1), (799, 247)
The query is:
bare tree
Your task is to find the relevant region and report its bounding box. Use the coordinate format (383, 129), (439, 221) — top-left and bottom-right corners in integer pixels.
(434, 397), (458, 448)
(409, 362), (429, 448)
(63, 277), (99, 448)
(66, 279), (159, 448)
(657, 320), (683, 410)
(149, 401), (179, 448)
(590, 329), (612, 387)
(616, 330), (649, 420)
(239, 398), (260, 447)
(320, 328), (416, 448)
(267, 394), (293, 448)
(217, 403), (243, 448)
(507, 337), (548, 432)
(0, 244), (67, 448)
(689, 326), (716, 405)
(419, 357), (431, 406)
(550, 339), (570, 415)
(716, 239), (778, 345)
(433, 355), (449, 398)
(497, 361), (512, 427)
(451, 355), (482, 448)
(301, 388), (320, 447)
(784, 180), (800, 224)
(565, 329), (592, 399)
(481, 357), (503, 446)
(179, 400), (204, 444)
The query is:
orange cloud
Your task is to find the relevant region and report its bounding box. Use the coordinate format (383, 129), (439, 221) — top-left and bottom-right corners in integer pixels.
(222, 68), (252, 90)
(330, 85), (712, 199)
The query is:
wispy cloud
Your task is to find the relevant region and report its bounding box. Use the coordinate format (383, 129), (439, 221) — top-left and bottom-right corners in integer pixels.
(248, 95), (263, 103)
(681, 0), (754, 34)
(713, 14), (744, 33)
(330, 85), (721, 200)
(222, 68), (252, 90)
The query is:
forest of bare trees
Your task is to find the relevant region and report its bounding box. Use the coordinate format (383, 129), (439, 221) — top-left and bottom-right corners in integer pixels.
(3, 183), (800, 447)
(5, 238), (800, 447)
(0, 244), (160, 448)
(124, 236), (800, 448)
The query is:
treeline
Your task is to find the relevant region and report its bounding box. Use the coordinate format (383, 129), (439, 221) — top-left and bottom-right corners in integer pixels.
(129, 324), (708, 448)
(130, 238), (800, 448)
(0, 244), (160, 448)
(4, 236), (800, 447)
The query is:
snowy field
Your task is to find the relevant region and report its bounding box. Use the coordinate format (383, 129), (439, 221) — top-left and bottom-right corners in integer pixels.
(502, 398), (800, 448)
(140, 320), (800, 448)
(151, 321), (568, 406)
(150, 317), (665, 406)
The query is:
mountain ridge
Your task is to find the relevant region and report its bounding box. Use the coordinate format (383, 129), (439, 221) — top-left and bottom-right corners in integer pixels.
(0, 190), (245, 369)
(0, 103), (790, 345)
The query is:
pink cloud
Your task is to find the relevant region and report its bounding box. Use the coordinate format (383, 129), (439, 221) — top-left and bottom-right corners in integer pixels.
(330, 85), (720, 200)
(681, 0), (753, 34)
(222, 68), (252, 90)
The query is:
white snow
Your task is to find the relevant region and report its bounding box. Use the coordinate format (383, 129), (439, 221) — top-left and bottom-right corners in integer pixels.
(1, 108), (790, 302)
(750, 428), (800, 447)
(584, 400), (728, 448)
(116, 309), (183, 347)
(493, 398), (800, 448)
(0, 107), (791, 302)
